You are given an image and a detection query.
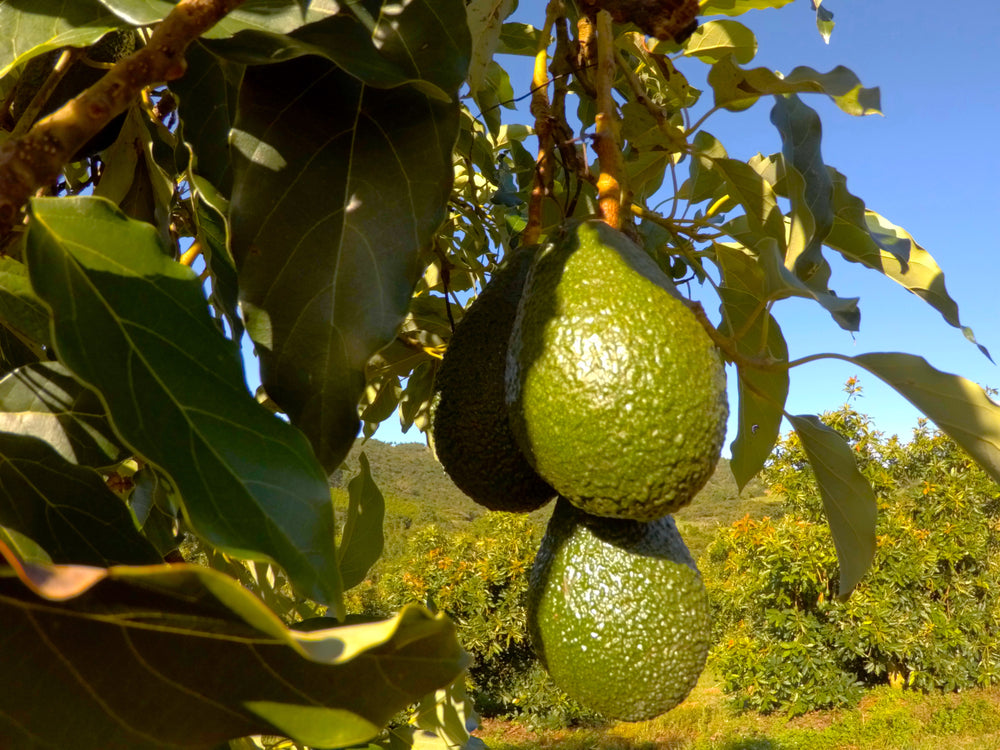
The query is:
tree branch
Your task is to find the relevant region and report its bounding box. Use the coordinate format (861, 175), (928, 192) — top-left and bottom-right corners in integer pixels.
(0, 0), (247, 240)
(593, 10), (624, 230)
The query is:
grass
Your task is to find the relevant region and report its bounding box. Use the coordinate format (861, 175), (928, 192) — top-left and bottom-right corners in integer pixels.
(475, 671), (1000, 750)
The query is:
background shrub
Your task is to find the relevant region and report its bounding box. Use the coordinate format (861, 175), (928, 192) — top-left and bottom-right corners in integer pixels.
(345, 512), (600, 727)
(703, 387), (1000, 714)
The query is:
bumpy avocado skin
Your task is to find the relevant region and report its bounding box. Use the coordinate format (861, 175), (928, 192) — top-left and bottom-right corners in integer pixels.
(507, 220), (728, 520)
(527, 499), (711, 721)
(431, 248), (556, 512)
(10, 31), (137, 159)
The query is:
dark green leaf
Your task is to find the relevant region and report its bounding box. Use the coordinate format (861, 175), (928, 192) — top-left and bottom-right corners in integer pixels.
(338, 453), (385, 590)
(708, 58), (880, 116)
(716, 245), (789, 488)
(94, 0), (336, 40)
(170, 40), (242, 194)
(756, 239), (860, 331)
(624, 148), (670, 201)
(824, 169), (988, 358)
(0, 362), (126, 467)
(231, 55), (460, 473)
(683, 20), (757, 64)
(0, 0), (121, 76)
(770, 95), (834, 281)
(0, 256), (50, 348)
(787, 414), (877, 597)
(190, 176), (243, 340)
(0, 548), (468, 750)
(25, 196), (343, 610)
(711, 157), (785, 243)
(202, 0), (470, 102)
(474, 59), (516, 135)
(814, 0), (835, 43)
(851, 352), (1000, 485)
(130, 465), (181, 557)
(0, 431), (160, 565)
(497, 21), (544, 55)
(0, 323), (40, 375)
(683, 131), (727, 204)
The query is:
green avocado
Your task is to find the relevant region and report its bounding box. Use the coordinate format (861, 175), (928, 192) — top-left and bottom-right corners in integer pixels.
(9, 30), (136, 159)
(507, 219), (728, 520)
(430, 247), (556, 512)
(527, 498), (711, 721)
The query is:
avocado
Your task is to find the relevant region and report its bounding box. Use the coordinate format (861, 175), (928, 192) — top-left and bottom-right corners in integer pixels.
(527, 498), (711, 721)
(507, 219), (728, 520)
(8, 30), (136, 159)
(430, 247), (556, 512)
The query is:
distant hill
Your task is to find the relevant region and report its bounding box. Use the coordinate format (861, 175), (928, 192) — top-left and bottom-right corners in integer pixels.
(333, 437), (778, 559)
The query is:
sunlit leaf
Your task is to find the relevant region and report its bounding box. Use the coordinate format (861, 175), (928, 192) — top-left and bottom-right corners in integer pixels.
(25, 196), (343, 610)
(0, 525), (51, 565)
(466, 0), (518, 94)
(824, 168), (989, 358)
(0, 547), (468, 750)
(0, 362), (125, 467)
(231, 54), (460, 473)
(708, 58), (881, 116)
(787, 414), (877, 597)
(700, 0), (794, 16)
(683, 20), (757, 64)
(0, 431), (160, 566)
(92, 105), (143, 205)
(851, 353), (1000, 485)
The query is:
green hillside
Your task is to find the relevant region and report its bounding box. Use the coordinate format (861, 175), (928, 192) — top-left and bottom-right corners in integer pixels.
(333, 437), (777, 559)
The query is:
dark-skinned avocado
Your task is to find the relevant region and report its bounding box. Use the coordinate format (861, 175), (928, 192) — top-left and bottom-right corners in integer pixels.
(430, 247), (556, 512)
(8, 30), (136, 159)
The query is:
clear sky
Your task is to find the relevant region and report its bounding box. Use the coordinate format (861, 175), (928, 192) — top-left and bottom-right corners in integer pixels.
(269, 1), (1000, 450)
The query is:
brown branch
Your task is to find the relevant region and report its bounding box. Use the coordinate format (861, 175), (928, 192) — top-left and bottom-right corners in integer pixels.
(524, 0), (563, 247)
(0, 0), (247, 239)
(593, 10), (624, 230)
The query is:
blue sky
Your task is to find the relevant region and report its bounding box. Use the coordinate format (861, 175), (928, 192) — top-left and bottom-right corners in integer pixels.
(295, 1), (1000, 450)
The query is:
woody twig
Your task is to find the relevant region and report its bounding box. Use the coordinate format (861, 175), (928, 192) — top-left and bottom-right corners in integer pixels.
(523, 0), (564, 247)
(593, 10), (625, 230)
